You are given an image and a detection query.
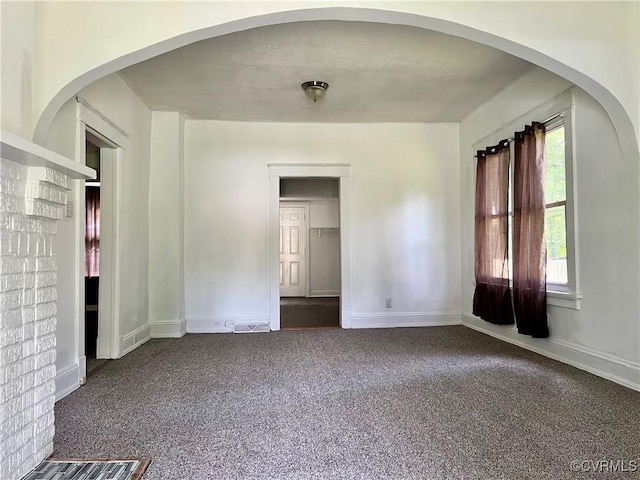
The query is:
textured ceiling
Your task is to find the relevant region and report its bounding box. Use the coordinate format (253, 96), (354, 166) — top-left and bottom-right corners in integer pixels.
(119, 21), (533, 122)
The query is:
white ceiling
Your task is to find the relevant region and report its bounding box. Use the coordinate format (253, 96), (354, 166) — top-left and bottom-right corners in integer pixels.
(119, 21), (533, 123)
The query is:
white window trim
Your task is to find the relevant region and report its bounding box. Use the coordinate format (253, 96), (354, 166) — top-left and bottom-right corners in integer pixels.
(473, 88), (581, 310)
(545, 102), (580, 309)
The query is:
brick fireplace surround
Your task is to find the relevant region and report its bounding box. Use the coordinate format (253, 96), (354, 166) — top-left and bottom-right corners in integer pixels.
(0, 131), (94, 480)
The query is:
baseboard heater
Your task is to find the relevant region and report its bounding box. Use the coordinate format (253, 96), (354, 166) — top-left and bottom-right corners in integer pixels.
(225, 320), (270, 334)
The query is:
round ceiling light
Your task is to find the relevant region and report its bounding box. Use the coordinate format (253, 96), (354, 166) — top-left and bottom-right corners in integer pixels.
(301, 81), (329, 103)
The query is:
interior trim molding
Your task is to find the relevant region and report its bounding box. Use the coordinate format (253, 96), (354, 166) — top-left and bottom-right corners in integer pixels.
(461, 313), (640, 391)
(55, 363), (80, 402)
(150, 318), (187, 338)
(308, 290), (341, 297)
(268, 163), (353, 331)
(120, 324), (152, 356)
(351, 312), (461, 329)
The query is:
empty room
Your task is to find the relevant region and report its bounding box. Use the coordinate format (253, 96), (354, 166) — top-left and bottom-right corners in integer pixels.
(1, 2), (639, 480)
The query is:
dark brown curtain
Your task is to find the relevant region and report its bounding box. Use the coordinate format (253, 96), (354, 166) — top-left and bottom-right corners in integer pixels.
(473, 140), (514, 325)
(85, 186), (100, 278)
(513, 123), (548, 338)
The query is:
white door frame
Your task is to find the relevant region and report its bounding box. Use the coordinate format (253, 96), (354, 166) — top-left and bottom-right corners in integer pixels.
(75, 98), (128, 374)
(279, 201), (309, 297)
(268, 163), (352, 331)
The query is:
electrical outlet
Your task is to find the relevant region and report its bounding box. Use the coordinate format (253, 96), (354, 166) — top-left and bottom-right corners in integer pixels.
(385, 297), (392, 309)
(134, 334), (139, 344)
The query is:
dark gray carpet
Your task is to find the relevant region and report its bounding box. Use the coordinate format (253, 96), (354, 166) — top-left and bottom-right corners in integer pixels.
(54, 327), (640, 480)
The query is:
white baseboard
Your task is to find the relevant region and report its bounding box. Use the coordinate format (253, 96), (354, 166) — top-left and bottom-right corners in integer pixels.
(78, 355), (86, 382)
(55, 363), (79, 402)
(308, 290), (340, 297)
(187, 316), (272, 333)
(150, 318), (186, 338)
(461, 313), (640, 391)
(351, 312), (461, 329)
(120, 323), (151, 356)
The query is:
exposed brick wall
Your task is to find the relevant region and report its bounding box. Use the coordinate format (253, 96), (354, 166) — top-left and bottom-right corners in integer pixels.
(1, 157), (70, 480)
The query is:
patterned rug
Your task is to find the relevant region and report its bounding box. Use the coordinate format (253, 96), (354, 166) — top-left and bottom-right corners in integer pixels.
(23, 458), (150, 480)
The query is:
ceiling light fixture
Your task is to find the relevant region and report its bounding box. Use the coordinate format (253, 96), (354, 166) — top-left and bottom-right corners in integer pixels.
(301, 81), (329, 103)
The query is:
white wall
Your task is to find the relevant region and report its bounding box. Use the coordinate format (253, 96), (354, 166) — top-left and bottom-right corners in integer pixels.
(148, 111), (186, 337)
(44, 73), (152, 395)
(0, 1), (34, 136)
(460, 67), (640, 389)
(26, 1), (640, 160)
(185, 121), (460, 330)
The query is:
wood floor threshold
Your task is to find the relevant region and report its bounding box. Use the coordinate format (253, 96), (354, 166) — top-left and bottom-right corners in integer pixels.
(280, 326), (341, 331)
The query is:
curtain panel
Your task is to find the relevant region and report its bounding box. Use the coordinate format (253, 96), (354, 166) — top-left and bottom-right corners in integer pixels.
(473, 140), (514, 325)
(513, 123), (549, 338)
(85, 186), (100, 278)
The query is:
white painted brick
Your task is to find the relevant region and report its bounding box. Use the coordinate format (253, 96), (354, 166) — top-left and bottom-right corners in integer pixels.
(23, 272), (35, 289)
(21, 356), (35, 378)
(0, 291), (21, 310)
(35, 302), (56, 321)
(23, 322), (35, 341)
(24, 257), (36, 272)
(0, 308), (22, 329)
(0, 345), (22, 365)
(21, 371), (35, 392)
(0, 257), (24, 274)
(34, 350), (55, 369)
(0, 193), (25, 214)
(35, 318), (55, 337)
(0, 158), (27, 179)
(0, 214), (11, 230)
(1, 397), (21, 422)
(35, 257), (56, 272)
(0, 379), (24, 404)
(36, 219), (56, 235)
(35, 272), (56, 288)
(1, 361), (23, 385)
(27, 234), (38, 256)
(35, 334), (55, 354)
(0, 327), (23, 347)
(24, 199), (64, 220)
(34, 366), (56, 387)
(22, 288), (35, 307)
(0, 274), (25, 292)
(32, 381), (55, 404)
(1, 158), (69, 480)
(36, 286), (58, 304)
(22, 389), (34, 408)
(0, 232), (18, 255)
(28, 167), (68, 190)
(22, 307), (35, 324)
(22, 339), (35, 357)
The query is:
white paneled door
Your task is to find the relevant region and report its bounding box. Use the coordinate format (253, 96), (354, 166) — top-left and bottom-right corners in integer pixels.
(280, 205), (307, 297)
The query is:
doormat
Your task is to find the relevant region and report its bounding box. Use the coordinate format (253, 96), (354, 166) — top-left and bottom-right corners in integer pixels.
(23, 457), (150, 480)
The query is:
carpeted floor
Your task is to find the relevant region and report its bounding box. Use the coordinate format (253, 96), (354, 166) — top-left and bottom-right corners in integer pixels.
(53, 327), (640, 480)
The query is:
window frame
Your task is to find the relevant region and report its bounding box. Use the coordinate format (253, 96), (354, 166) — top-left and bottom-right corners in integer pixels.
(543, 107), (581, 309)
(474, 89), (581, 309)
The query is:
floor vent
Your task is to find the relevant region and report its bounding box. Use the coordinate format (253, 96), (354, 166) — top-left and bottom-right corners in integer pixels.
(229, 321), (270, 334)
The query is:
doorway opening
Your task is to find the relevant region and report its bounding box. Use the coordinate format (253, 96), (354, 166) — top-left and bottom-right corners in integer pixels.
(84, 138), (102, 375)
(82, 127), (119, 377)
(279, 178), (340, 329)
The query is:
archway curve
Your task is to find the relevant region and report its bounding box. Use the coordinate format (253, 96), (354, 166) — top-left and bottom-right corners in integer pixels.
(33, 7), (639, 165)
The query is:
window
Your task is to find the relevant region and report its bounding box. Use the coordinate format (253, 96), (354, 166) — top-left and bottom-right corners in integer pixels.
(475, 91), (580, 309)
(543, 120), (568, 287)
(504, 104), (579, 308)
